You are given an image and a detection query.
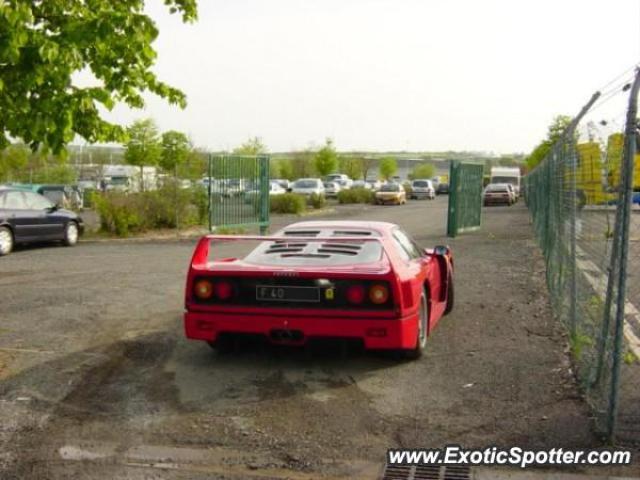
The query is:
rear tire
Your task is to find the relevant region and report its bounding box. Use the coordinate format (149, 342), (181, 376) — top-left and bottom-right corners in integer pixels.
(63, 221), (79, 247)
(402, 291), (428, 360)
(207, 336), (234, 354)
(444, 272), (455, 315)
(0, 226), (13, 256)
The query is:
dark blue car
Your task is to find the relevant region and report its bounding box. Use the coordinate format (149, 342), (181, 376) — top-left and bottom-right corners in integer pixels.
(0, 186), (84, 256)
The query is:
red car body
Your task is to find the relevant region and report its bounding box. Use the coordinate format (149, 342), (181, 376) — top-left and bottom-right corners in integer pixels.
(184, 221), (454, 357)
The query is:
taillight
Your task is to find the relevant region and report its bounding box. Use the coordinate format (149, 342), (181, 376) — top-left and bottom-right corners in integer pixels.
(193, 278), (234, 301)
(214, 280), (233, 300)
(194, 279), (214, 300)
(369, 284), (389, 304)
(346, 284), (366, 304)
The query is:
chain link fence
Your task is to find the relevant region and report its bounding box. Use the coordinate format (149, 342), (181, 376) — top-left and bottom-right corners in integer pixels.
(446, 161), (484, 237)
(525, 68), (640, 442)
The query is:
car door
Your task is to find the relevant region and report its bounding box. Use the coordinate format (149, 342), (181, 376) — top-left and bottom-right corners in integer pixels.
(393, 228), (446, 327)
(390, 228), (425, 309)
(22, 192), (63, 239)
(2, 191), (44, 242)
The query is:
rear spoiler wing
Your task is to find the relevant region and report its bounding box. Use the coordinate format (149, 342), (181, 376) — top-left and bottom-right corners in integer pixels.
(190, 234), (387, 269)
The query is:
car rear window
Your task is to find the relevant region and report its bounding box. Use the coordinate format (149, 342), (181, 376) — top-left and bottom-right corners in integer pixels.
(413, 181), (430, 187)
(380, 184), (400, 192)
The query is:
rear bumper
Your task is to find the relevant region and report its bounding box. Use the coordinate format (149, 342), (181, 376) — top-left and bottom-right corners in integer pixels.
(484, 198), (511, 205)
(411, 191), (434, 198)
(184, 310), (419, 350)
(376, 197), (402, 204)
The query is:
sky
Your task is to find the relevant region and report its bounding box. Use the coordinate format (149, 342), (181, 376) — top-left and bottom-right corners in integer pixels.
(100, 0), (640, 154)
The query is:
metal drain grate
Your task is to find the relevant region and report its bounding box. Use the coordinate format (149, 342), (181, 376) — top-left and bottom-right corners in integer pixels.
(382, 464), (471, 480)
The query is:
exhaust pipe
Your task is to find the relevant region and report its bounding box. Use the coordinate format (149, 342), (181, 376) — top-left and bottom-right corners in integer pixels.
(280, 330), (293, 340)
(270, 329), (303, 342)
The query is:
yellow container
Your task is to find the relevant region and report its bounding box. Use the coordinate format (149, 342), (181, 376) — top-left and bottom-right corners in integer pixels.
(576, 142), (611, 205)
(605, 132), (640, 189)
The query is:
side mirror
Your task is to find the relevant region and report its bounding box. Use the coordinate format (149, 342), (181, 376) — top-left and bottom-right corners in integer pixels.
(433, 245), (450, 256)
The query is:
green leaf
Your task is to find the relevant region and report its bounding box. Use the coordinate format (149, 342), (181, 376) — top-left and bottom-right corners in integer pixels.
(0, 0), (198, 153)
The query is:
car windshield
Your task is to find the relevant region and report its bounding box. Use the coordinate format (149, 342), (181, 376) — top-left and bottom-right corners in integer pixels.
(413, 181), (430, 187)
(323, 182), (335, 188)
(492, 176), (518, 185)
(294, 180), (318, 188)
(110, 176), (128, 185)
(380, 184), (400, 192)
(486, 184), (509, 192)
(243, 228), (383, 266)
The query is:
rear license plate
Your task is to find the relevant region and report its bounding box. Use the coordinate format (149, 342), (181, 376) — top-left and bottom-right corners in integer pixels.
(256, 285), (320, 302)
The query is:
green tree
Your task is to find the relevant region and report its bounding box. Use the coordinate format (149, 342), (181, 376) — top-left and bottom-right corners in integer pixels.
(0, 144), (29, 181)
(234, 136), (267, 155)
(276, 159), (294, 180)
(339, 156), (363, 180)
(36, 157), (76, 184)
(160, 130), (190, 175)
(0, 1), (197, 154)
(408, 163), (435, 180)
(526, 115), (572, 170)
(125, 119), (161, 191)
(314, 138), (338, 177)
(270, 158), (294, 180)
(182, 149), (207, 180)
(360, 157), (376, 180)
(290, 150), (316, 178)
(379, 157), (398, 180)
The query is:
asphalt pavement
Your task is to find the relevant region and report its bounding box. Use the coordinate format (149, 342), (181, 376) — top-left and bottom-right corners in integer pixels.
(0, 198), (637, 479)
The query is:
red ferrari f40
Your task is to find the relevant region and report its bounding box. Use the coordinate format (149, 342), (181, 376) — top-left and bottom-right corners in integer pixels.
(184, 221), (454, 359)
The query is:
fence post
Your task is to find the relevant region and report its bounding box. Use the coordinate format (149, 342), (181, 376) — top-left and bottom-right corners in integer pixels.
(569, 134), (579, 337)
(447, 161), (460, 238)
(607, 68), (640, 442)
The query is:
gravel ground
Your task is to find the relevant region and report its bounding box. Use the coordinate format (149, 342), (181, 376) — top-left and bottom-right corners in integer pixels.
(0, 198), (637, 479)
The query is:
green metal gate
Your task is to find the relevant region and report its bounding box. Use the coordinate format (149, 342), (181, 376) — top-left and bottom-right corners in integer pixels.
(447, 161), (484, 237)
(207, 154), (270, 234)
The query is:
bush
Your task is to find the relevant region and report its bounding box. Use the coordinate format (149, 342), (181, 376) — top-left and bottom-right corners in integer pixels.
(337, 187), (375, 204)
(93, 192), (141, 236)
(94, 184), (206, 236)
(270, 193), (306, 214)
(403, 182), (413, 195)
(309, 193), (326, 209)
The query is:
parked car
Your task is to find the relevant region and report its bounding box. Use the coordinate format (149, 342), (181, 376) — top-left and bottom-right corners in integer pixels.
(291, 178), (325, 197)
(483, 183), (514, 206)
(375, 183), (407, 205)
(0, 187), (84, 256)
(352, 180), (372, 190)
(270, 182), (286, 195)
(506, 184), (517, 203)
(184, 220), (454, 359)
(410, 179), (436, 200)
(325, 173), (353, 189)
(224, 179), (246, 197)
(436, 182), (449, 194)
(9, 183), (82, 210)
(366, 179), (383, 191)
(272, 179), (291, 191)
(244, 181), (287, 204)
(323, 181), (341, 198)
